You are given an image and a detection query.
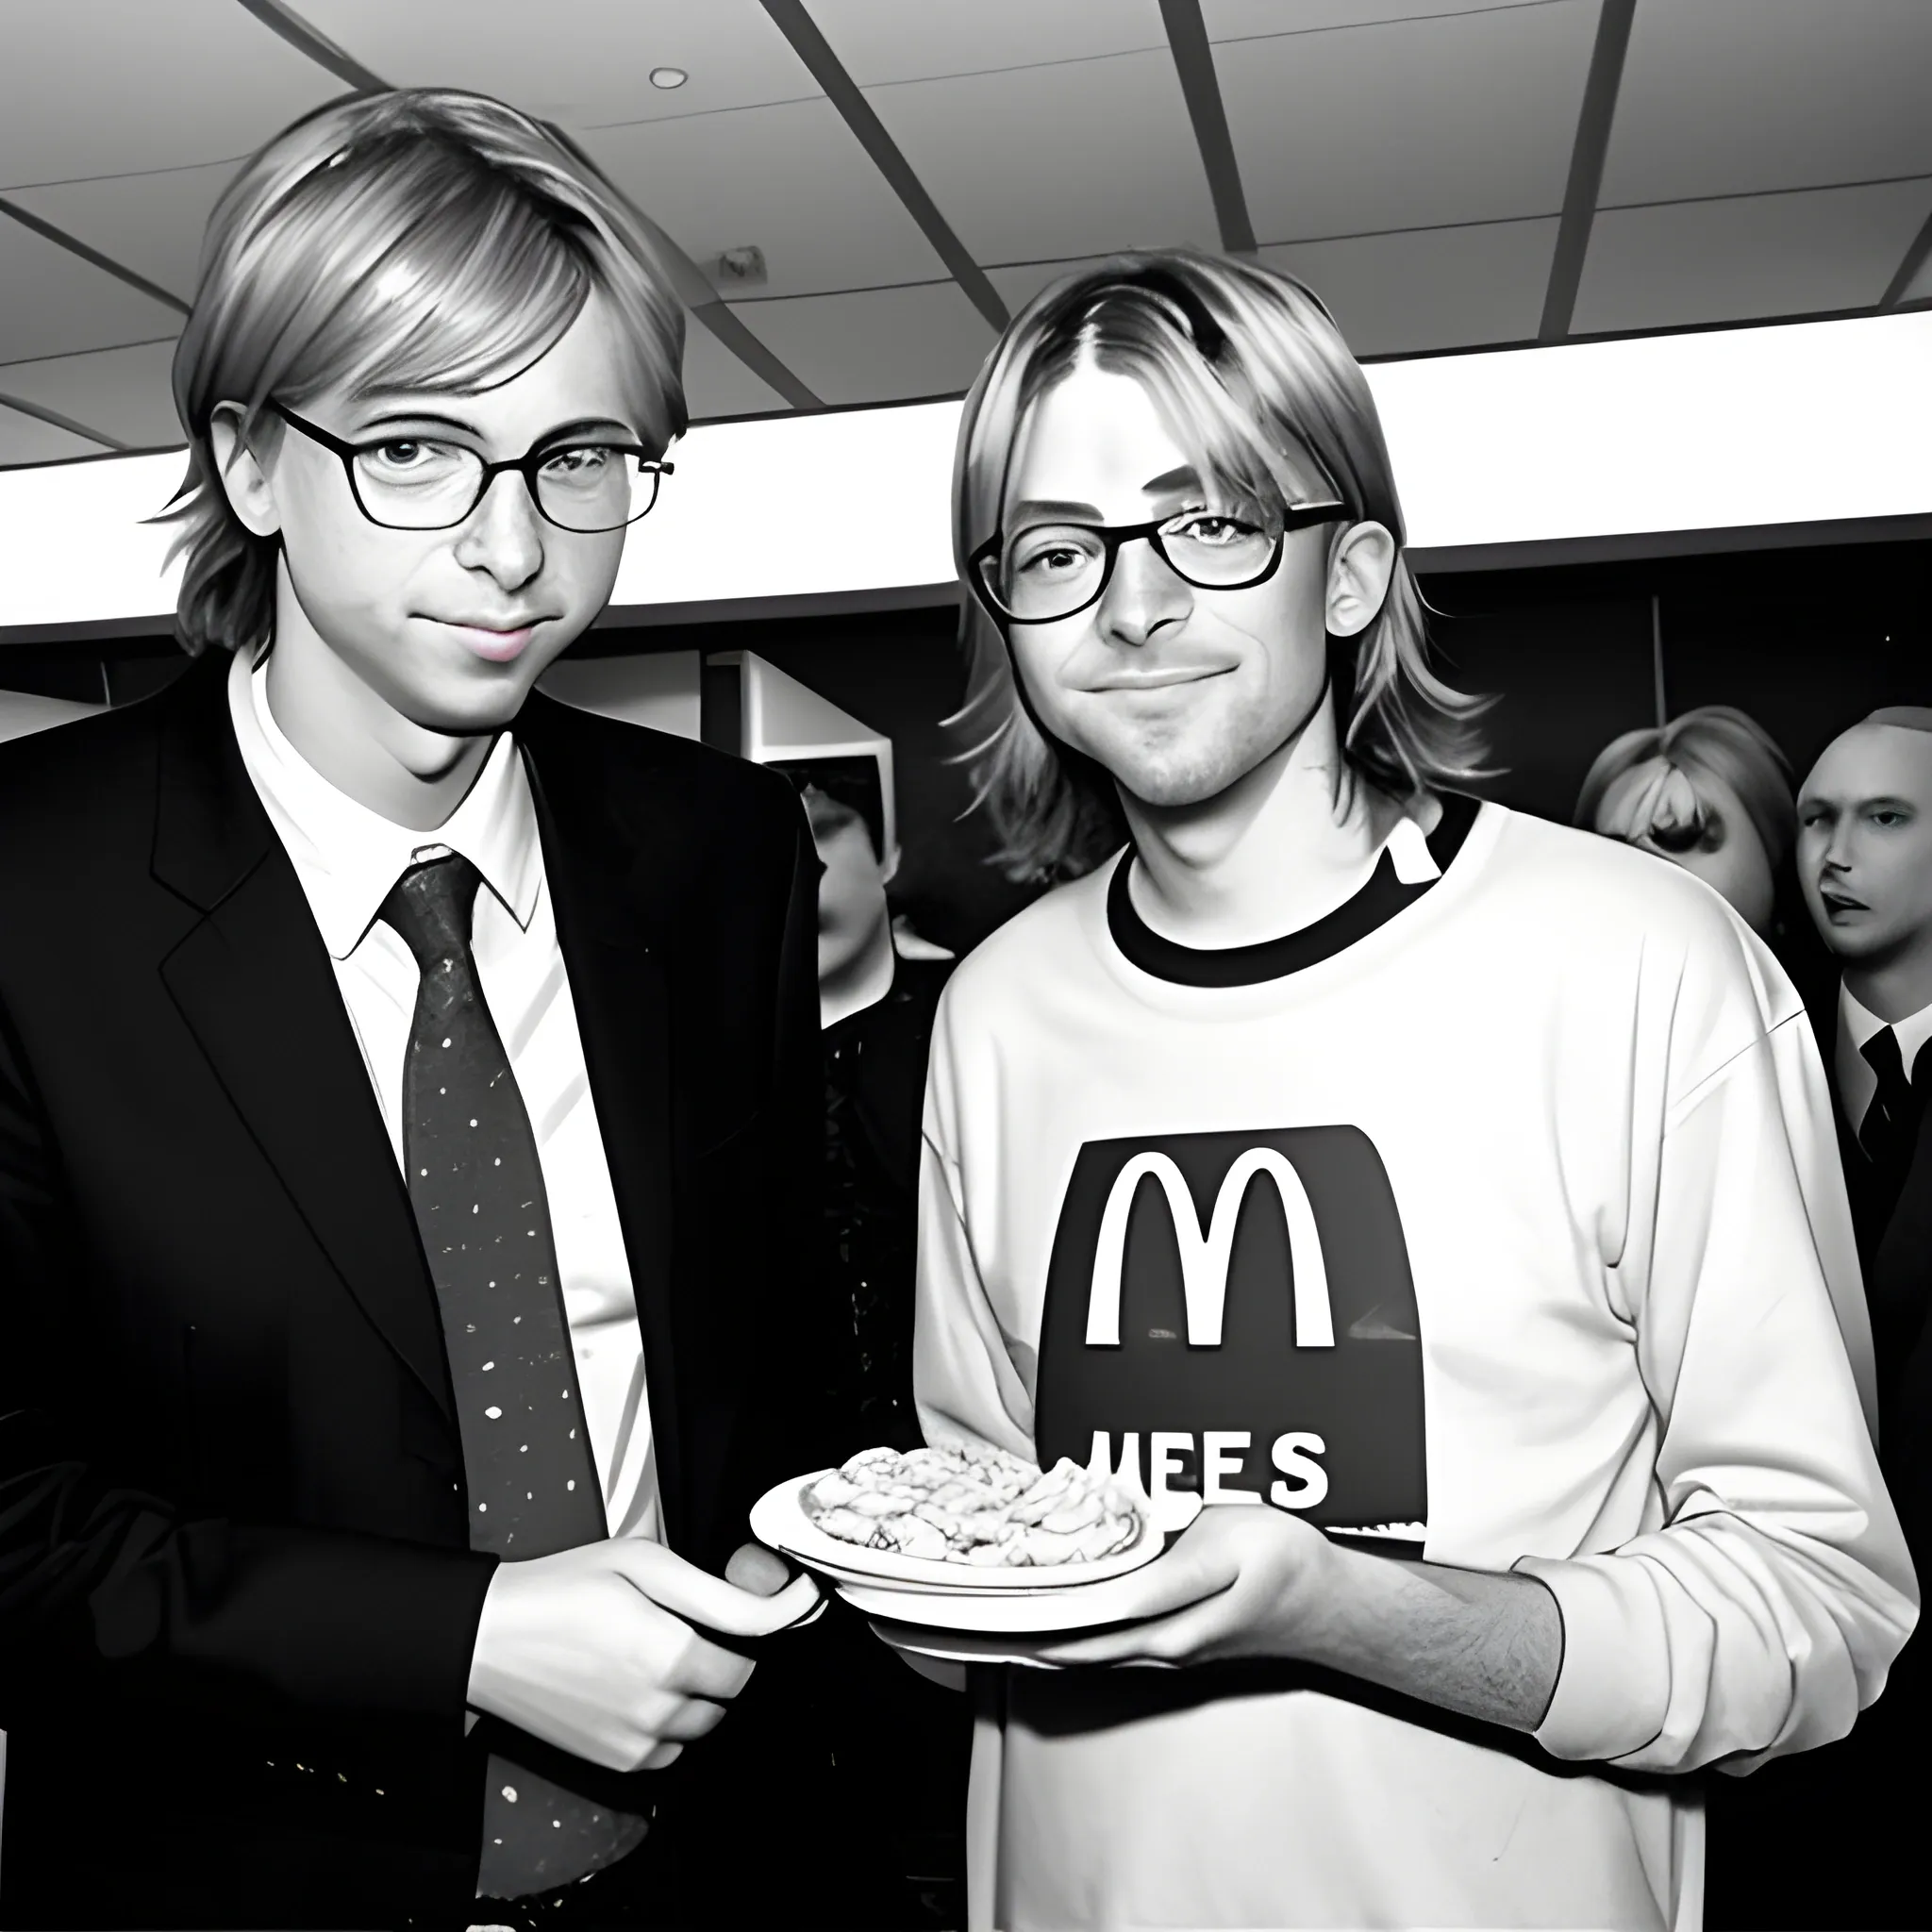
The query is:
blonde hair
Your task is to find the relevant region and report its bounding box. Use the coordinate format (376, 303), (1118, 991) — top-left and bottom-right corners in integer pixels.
(1576, 705), (1796, 867)
(160, 88), (686, 656)
(948, 248), (1489, 885)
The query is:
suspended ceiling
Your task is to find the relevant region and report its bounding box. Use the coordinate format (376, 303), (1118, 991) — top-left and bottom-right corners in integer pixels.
(1, 0), (1929, 469)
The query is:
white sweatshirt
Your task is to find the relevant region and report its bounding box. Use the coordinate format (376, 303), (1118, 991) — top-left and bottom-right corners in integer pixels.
(914, 800), (1917, 1932)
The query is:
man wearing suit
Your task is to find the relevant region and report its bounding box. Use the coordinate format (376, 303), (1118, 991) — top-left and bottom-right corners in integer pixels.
(1801, 709), (1932, 1931)
(1801, 710), (1932, 1565)
(0, 90), (846, 1929)
(1711, 707), (1932, 1931)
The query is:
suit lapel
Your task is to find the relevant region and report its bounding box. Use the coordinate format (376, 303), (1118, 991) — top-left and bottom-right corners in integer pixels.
(150, 658), (455, 1424)
(518, 700), (686, 1549)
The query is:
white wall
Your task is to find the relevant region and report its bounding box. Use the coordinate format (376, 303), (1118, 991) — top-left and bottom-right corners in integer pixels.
(2, 309), (1929, 636)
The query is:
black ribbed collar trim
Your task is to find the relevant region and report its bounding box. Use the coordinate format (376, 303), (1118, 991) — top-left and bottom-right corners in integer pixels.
(1107, 791), (1483, 989)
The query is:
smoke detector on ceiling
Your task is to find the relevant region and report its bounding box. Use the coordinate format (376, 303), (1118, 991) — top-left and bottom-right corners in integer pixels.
(649, 66), (688, 89)
(711, 246), (769, 289)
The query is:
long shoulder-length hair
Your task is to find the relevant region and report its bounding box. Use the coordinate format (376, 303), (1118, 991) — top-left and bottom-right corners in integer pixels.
(1575, 705), (1797, 867)
(948, 248), (1490, 886)
(158, 88), (686, 658)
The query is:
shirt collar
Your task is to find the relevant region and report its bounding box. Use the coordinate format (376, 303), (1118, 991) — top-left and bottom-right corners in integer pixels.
(228, 642), (541, 961)
(1839, 980), (1932, 1074)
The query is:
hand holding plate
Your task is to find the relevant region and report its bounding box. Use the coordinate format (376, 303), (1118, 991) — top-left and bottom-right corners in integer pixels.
(1033, 1502), (1338, 1667)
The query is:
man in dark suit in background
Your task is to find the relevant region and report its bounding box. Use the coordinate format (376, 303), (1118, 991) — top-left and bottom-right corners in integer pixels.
(0, 88), (854, 1929)
(1710, 707), (1932, 1931)
(1800, 708), (1932, 1573)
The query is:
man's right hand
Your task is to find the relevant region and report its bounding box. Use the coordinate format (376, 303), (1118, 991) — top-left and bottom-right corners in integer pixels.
(465, 1539), (821, 1773)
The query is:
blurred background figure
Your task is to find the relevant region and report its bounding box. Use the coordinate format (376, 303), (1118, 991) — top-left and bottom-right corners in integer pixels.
(774, 749), (956, 1453)
(1574, 703), (1838, 1024)
(1797, 708), (1932, 1496)
(1707, 706), (1932, 1932)
(1574, 705), (1794, 935)
(728, 658), (964, 1932)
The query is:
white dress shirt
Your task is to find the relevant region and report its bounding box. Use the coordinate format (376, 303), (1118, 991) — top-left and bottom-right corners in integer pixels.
(228, 644), (660, 1541)
(1836, 981), (1932, 1136)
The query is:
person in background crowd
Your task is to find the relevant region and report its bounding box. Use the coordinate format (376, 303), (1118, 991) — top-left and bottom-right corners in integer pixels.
(775, 755), (955, 1448)
(1575, 704), (1794, 936)
(772, 750), (971, 1932)
(0, 88), (851, 1930)
(1576, 704), (1839, 1030)
(1709, 706), (1932, 1932)
(904, 246), (1913, 1932)
(1800, 709), (1932, 1390)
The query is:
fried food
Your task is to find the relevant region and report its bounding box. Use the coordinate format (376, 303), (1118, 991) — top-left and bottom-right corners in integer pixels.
(804, 1443), (1141, 1569)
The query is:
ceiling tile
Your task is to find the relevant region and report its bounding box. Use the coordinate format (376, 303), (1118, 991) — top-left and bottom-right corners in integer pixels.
(8, 159), (238, 308)
(0, 218), (188, 364)
(729, 284), (996, 407)
(581, 96), (947, 300)
(0, 340), (182, 450)
(1572, 179), (1932, 335)
(1600, 0), (1932, 207)
(681, 314), (789, 421)
(808, 0), (1167, 85)
(1220, 0), (1596, 240)
(1262, 218), (1559, 357)
(0, 0), (341, 187)
(0, 402), (108, 468)
(1205, 1), (1541, 35)
(862, 50), (1219, 267)
(298, 0), (816, 127)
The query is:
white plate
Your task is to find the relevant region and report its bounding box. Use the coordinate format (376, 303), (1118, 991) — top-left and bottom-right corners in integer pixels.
(839, 1578), (1156, 1634)
(867, 1615), (1074, 1670)
(749, 1468), (1177, 1594)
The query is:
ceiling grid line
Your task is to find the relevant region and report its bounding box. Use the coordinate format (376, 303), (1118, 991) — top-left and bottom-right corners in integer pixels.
(0, 199), (192, 316)
(1603, 171), (1932, 215)
(234, 0), (387, 94)
(0, 335), (181, 371)
(1215, 0), (1571, 50)
(221, 0), (823, 411)
(1538, 0), (1638, 341)
(756, 0), (1009, 331)
(0, 390), (126, 452)
(1159, 0), (1256, 256)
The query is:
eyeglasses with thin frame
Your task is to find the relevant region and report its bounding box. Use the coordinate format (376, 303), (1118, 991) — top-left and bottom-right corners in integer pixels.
(970, 500), (1350, 625)
(269, 401), (675, 534)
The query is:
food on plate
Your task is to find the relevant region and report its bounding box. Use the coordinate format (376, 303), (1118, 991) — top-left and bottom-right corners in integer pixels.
(804, 1443), (1142, 1569)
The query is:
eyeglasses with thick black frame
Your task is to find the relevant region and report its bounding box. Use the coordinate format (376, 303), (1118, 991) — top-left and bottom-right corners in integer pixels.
(968, 500), (1351, 625)
(269, 400), (675, 534)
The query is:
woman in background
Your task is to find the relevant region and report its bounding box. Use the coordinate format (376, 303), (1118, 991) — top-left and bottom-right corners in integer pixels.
(1575, 705), (1795, 935)
(1576, 704), (1840, 1029)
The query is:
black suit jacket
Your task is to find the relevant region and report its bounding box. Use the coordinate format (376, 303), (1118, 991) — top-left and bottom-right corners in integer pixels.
(0, 653), (843, 1926)
(1861, 1084), (1932, 1560)
(1707, 984), (1929, 1931)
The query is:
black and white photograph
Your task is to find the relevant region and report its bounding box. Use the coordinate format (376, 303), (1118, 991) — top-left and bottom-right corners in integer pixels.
(0, 4), (1927, 1928)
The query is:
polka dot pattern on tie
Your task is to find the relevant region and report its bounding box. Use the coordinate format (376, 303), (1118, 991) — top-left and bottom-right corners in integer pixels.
(379, 854), (637, 1901)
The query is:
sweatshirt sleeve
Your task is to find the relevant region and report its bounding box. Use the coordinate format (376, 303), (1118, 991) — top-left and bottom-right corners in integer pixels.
(911, 988), (1038, 1462)
(1518, 1002), (1919, 1775)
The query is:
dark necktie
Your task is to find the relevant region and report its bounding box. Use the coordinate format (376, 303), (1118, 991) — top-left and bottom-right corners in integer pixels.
(1860, 1026), (1922, 1182)
(380, 854), (646, 1902)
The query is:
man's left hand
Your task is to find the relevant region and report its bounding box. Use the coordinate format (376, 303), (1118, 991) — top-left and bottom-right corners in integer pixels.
(1037, 1504), (1339, 1668)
